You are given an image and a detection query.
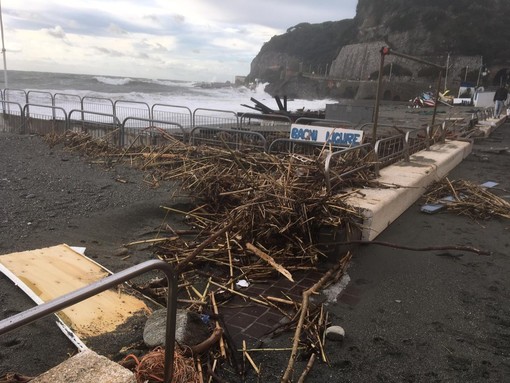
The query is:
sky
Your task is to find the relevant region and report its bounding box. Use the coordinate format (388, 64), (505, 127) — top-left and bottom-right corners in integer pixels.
(0, 0), (357, 82)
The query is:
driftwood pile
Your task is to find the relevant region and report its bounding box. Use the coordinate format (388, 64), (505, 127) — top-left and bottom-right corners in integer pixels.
(425, 178), (510, 220)
(56, 130), (372, 278)
(143, 140), (366, 274)
(48, 130), (374, 381)
(45, 130), (502, 381)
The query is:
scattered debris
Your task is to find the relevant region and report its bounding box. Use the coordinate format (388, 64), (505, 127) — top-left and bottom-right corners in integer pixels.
(325, 325), (345, 341)
(425, 178), (510, 220)
(123, 347), (199, 383)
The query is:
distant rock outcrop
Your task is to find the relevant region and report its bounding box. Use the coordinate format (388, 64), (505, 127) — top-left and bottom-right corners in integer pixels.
(248, 0), (510, 100)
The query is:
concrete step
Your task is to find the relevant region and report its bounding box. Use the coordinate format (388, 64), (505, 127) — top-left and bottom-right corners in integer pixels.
(30, 350), (135, 383)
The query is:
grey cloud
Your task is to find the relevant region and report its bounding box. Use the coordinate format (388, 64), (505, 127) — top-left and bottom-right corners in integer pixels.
(93, 46), (126, 57)
(108, 23), (128, 35)
(45, 25), (67, 39)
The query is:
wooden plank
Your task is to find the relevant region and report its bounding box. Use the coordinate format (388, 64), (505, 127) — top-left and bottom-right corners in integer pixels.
(0, 244), (149, 339)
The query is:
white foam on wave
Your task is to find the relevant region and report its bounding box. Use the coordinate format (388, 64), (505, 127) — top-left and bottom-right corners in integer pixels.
(16, 78), (337, 116)
(94, 76), (134, 86)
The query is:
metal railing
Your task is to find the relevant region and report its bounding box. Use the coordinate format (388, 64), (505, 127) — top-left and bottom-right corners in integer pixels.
(122, 117), (186, 147)
(404, 126), (430, 155)
(0, 259), (178, 383)
(23, 104), (68, 135)
(324, 143), (375, 192)
(193, 108), (239, 130)
(68, 109), (122, 145)
(0, 87), (474, 190)
(0, 100), (24, 133)
(295, 117), (354, 128)
(267, 138), (348, 155)
(374, 134), (406, 175)
(190, 125), (267, 151)
(152, 104), (193, 129)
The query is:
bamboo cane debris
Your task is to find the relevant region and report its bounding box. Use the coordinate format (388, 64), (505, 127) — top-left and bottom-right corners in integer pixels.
(47, 131), (374, 381)
(281, 252), (352, 383)
(425, 178), (510, 220)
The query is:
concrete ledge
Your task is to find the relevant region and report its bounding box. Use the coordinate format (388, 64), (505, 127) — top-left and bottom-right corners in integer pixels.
(345, 140), (473, 240)
(477, 116), (507, 136)
(31, 350), (135, 383)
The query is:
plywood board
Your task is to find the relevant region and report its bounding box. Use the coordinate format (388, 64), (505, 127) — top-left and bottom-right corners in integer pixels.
(0, 244), (150, 339)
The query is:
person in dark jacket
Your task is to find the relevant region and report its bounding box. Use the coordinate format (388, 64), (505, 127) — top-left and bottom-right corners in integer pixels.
(493, 85), (508, 118)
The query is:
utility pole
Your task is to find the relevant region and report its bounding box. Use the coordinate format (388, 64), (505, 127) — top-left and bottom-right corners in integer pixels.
(0, 0), (7, 90)
(444, 52), (450, 91)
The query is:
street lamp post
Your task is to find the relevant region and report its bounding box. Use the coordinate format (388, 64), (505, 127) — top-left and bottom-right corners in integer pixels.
(0, 0), (8, 90)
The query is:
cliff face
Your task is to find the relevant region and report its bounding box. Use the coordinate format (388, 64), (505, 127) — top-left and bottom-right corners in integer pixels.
(248, 0), (510, 99)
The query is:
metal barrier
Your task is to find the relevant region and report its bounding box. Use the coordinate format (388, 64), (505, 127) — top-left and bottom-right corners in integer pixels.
(0, 101), (24, 133)
(239, 113), (291, 144)
(0, 259), (178, 383)
(295, 117), (354, 128)
(54, 93), (82, 115)
(152, 104), (193, 129)
(122, 117), (186, 147)
(82, 96), (115, 115)
(404, 126), (430, 156)
(3, 88), (28, 106)
(267, 138), (348, 155)
(114, 100), (151, 123)
(193, 108), (239, 130)
(23, 104), (68, 135)
(0, 87), (478, 188)
(69, 109), (122, 146)
(190, 126), (267, 151)
(374, 134), (406, 175)
(27, 90), (53, 106)
(428, 122), (446, 144)
(357, 122), (415, 141)
(324, 143), (374, 192)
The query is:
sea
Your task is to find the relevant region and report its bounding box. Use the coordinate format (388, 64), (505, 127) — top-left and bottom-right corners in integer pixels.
(1, 70), (333, 114)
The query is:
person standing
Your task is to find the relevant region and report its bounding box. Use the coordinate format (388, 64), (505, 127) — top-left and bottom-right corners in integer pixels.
(493, 85), (509, 118)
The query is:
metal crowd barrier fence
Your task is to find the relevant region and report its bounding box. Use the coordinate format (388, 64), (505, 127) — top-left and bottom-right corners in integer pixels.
(428, 122), (446, 144)
(68, 109), (122, 146)
(0, 101), (24, 133)
(3, 88), (29, 106)
(114, 100), (151, 123)
(404, 126), (430, 156)
(238, 113), (292, 144)
(324, 143), (374, 192)
(0, 259), (178, 383)
(55, 93), (82, 115)
(121, 117), (186, 148)
(152, 104), (193, 129)
(193, 108), (239, 130)
(27, 90), (53, 108)
(0, 87), (469, 190)
(82, 96), (114, 115)
(295, 117), (354, 128)
(190, 126), (267, 151)
(267, 138), (348, 155)
(23, 104), (68, 136)
(373, 134), (406, 175)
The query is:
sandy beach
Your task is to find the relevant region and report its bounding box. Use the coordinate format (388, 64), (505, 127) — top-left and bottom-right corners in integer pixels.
(0, 106), (509, 382)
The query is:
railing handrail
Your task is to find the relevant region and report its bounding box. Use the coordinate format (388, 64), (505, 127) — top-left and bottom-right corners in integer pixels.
(68, 109), (121, 124)
(122, 116), (186, 134)
(324, 142), (373, 191)
(0, 259), (178, 383)
(190, 125), (267, 150)
(267, 137), (350, 154)
(295, 117), (354, 127)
